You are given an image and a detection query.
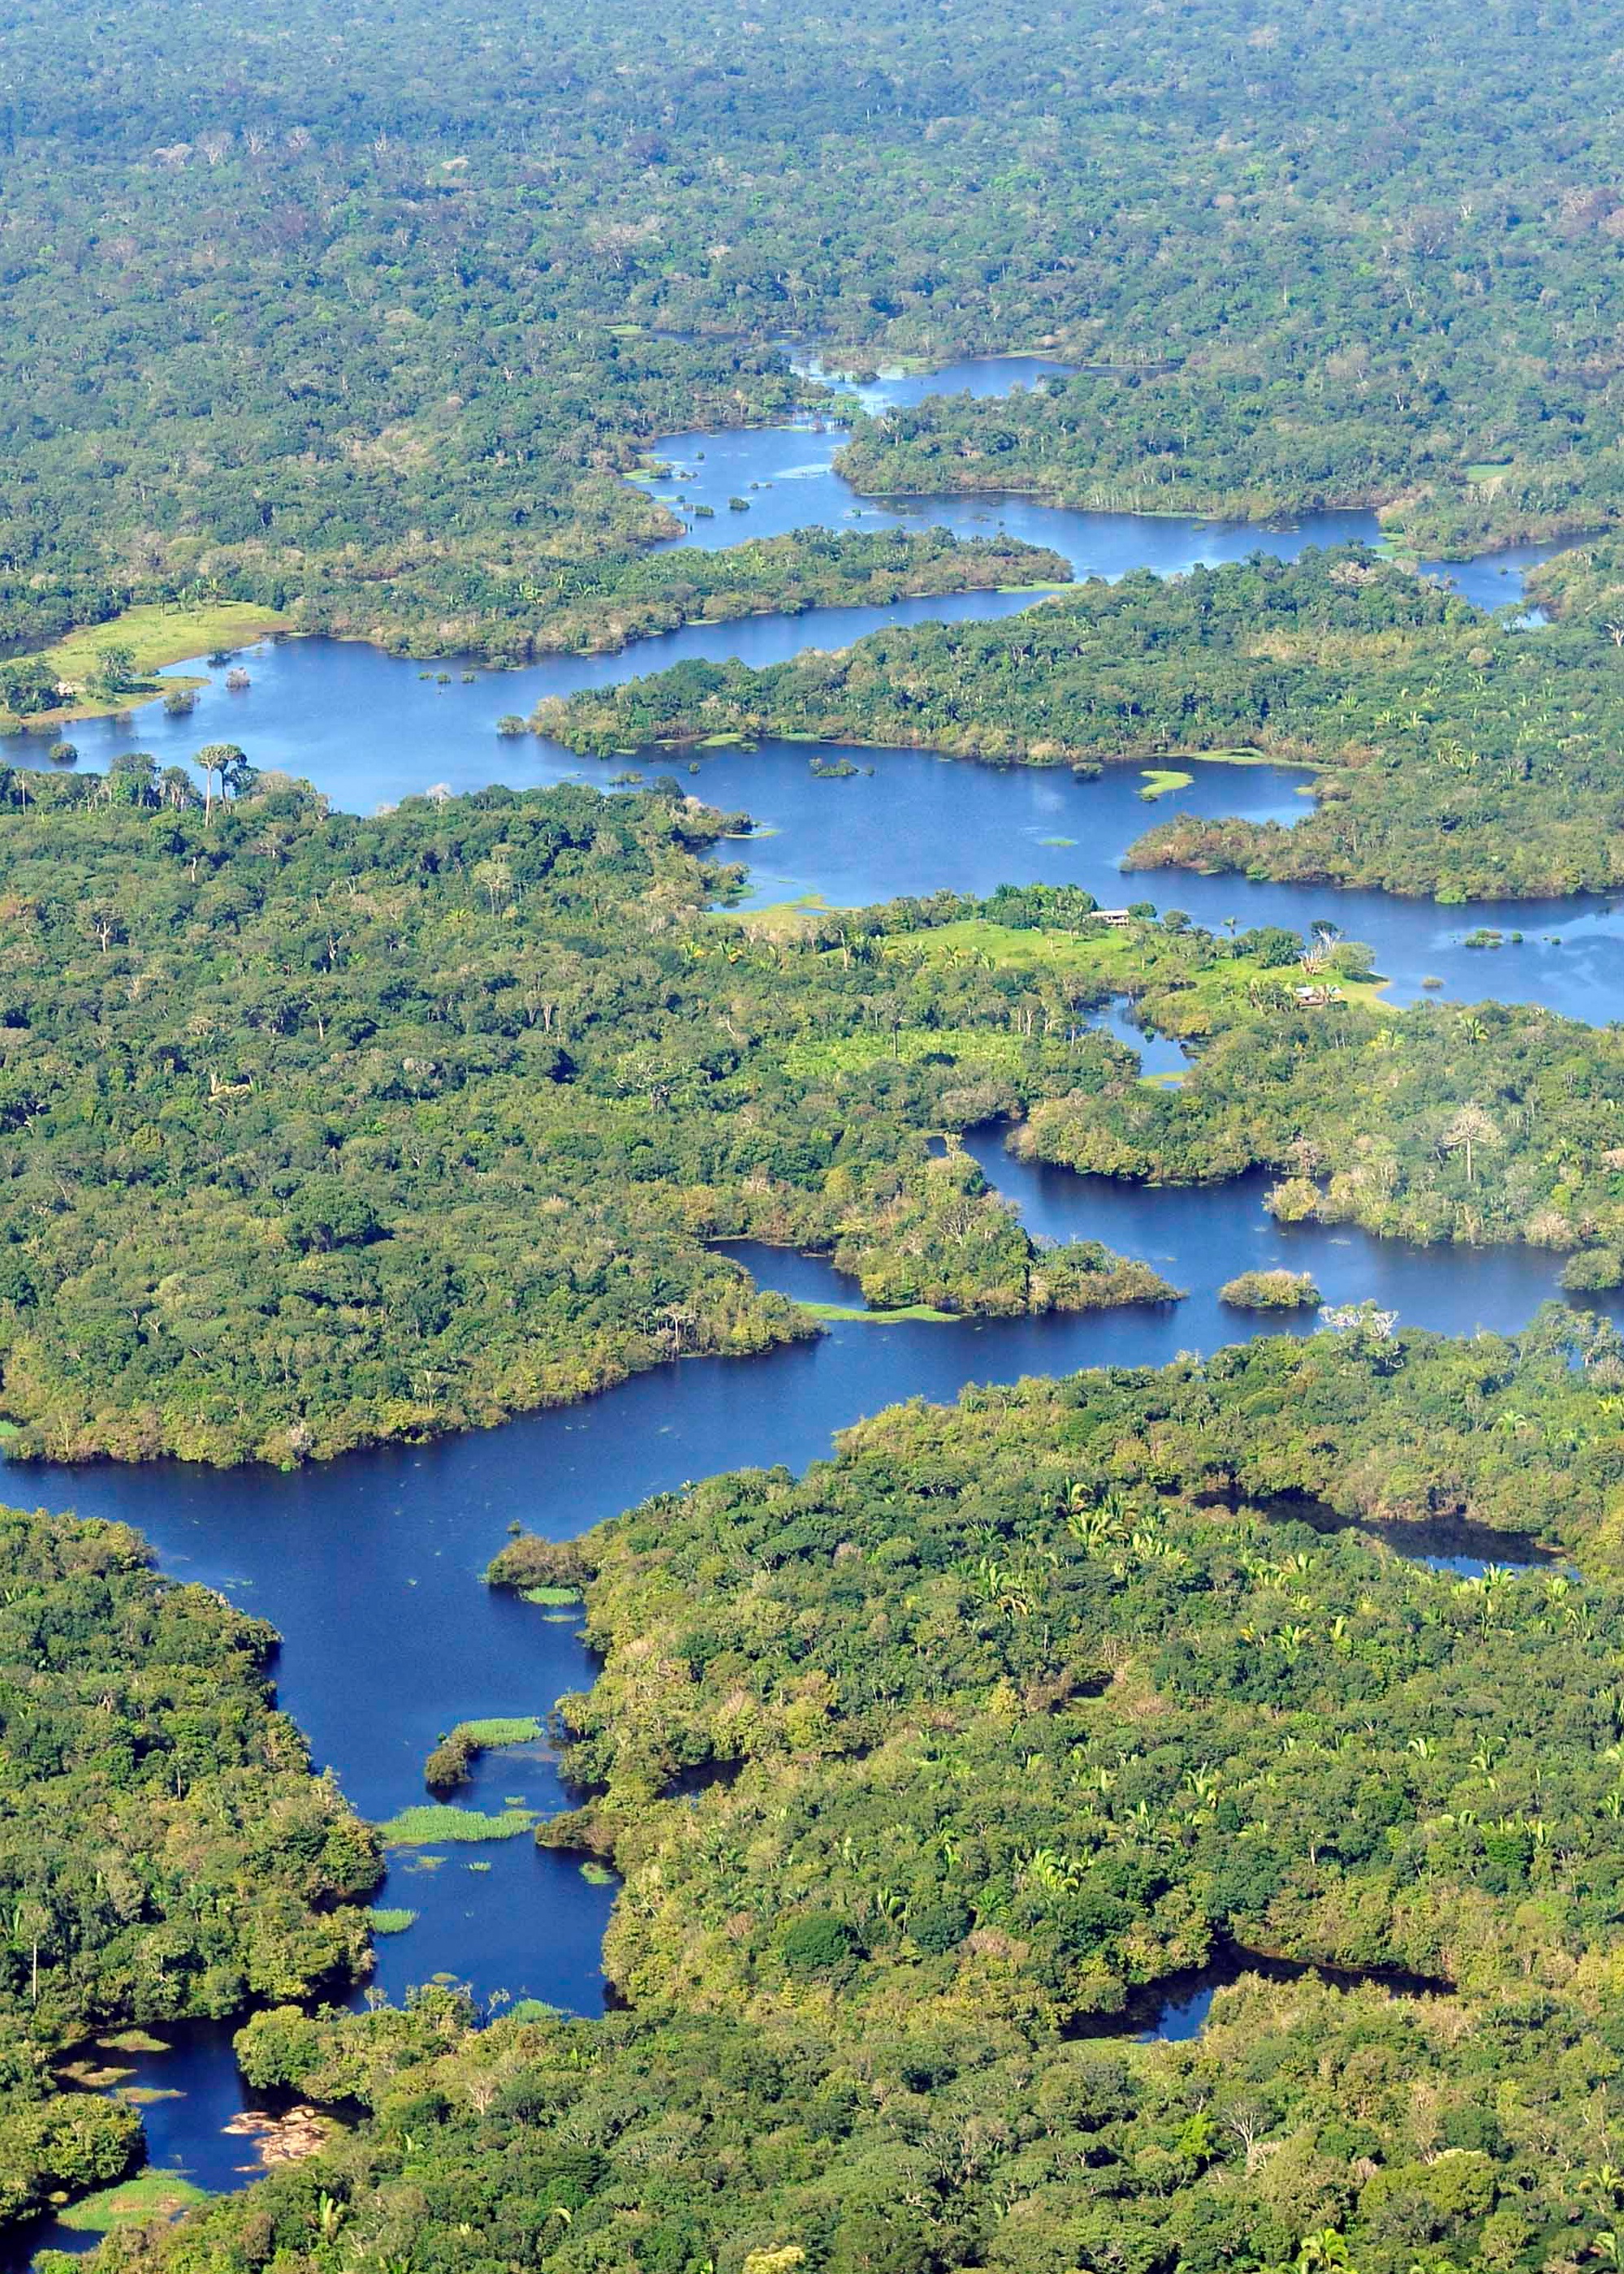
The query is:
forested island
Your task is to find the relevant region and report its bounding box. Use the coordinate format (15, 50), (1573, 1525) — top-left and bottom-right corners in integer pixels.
(541, 546), (1624, 901)
(0, 1508), (377, 2237)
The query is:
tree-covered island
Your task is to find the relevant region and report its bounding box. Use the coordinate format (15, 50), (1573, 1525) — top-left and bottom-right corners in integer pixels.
(539, 547), (1624, 903)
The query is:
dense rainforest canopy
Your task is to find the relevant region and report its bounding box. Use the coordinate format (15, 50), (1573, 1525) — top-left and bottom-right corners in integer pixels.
(2, 0), (1624, 667)
(865, 903), (1624, 1281)
(0, 773), (1176, 1466)
(80, 1321), (1624, 2274)
(15, 2), (1624, 2266)
(0, 1507), (378, 2234)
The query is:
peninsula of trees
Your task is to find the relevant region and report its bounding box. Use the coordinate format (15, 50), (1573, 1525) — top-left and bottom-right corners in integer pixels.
(0, 774), (1172, 1466)
(0, 1508), (378, 2237)
(539, 547), (1624, 901)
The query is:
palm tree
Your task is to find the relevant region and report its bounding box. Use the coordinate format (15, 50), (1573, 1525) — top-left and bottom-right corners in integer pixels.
(196, 741), (249, 821)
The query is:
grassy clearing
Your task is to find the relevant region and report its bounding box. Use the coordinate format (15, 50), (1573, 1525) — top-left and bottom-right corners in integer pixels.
(57, 2171), (210, 2233)
(522, 1584), (583, 1606)
(797, 1299), (956, 1324)
(884, 918), (1391, 1013)
(1138, 767), (1195, 800)
(2, 602), (292, 730)
(580, 1861), (618, 1885)
(879, 918), (1112, 978)
(46, 602), (288, 681)
(376, 1805), (538, 1847)
(97, 2030), (168, 2055)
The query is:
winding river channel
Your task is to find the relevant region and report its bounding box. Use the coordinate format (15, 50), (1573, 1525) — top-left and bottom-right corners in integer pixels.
(11, 357), (1620, 2255)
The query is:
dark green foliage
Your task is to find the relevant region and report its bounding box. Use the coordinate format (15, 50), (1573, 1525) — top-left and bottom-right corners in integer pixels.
(0, 774), (1167, 1464)
(84, 1325), (1624, 2274)
(4, 0), (1624, 664)
(1012, 953), (1624, 1262)
(780, 1914), (861, 1980)
(0, 1507), (378, 2229)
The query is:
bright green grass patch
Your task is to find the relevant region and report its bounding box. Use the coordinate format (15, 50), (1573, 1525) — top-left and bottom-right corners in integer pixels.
(367, 1907), (419, 1935)
(1036, 834), (1076, 846)
(580, 1861), (618, 1885)
(521, 1585), (583, 1606)
(57, 2171), (210, 2234)
(698, 731), (754, 747)
(881, 918), (1112, 977)
(97, 2030), (168, 2054)
(46, 601), (288, 680)
(1138, 767), (1195, 800)
(797, 1299), (956, 1324)
(5, 603), (292, 728)
(1466, 460), (1514, 483)
(885, 919), (1391, 1014)
(456, 1716), (546, 1749)
(117, 2086), (184, 2105)
(376, 1805), (538, 1847)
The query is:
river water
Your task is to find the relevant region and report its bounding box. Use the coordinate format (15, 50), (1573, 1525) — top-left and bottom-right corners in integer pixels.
(6, 357), (1611, 2254)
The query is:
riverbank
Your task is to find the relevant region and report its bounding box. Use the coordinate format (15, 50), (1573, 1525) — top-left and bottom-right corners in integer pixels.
(0, 603), (292, 730)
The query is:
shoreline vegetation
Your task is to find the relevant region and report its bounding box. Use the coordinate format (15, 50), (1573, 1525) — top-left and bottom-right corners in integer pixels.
(0, 533), (1072, 731)
(0, 1507), (378, 2240)
(22, 5), (1624, 2269)
(5, 769), (1624, 1466)
(119, 1319), (1624, 2274)
(5, 0), (1624, 680)
(0, 777), (1179, 1468)
(538, 545), (1624, 901)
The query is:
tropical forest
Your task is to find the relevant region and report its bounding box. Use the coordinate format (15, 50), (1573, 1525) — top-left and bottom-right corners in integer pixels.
(6, 2), (1624, 2272)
